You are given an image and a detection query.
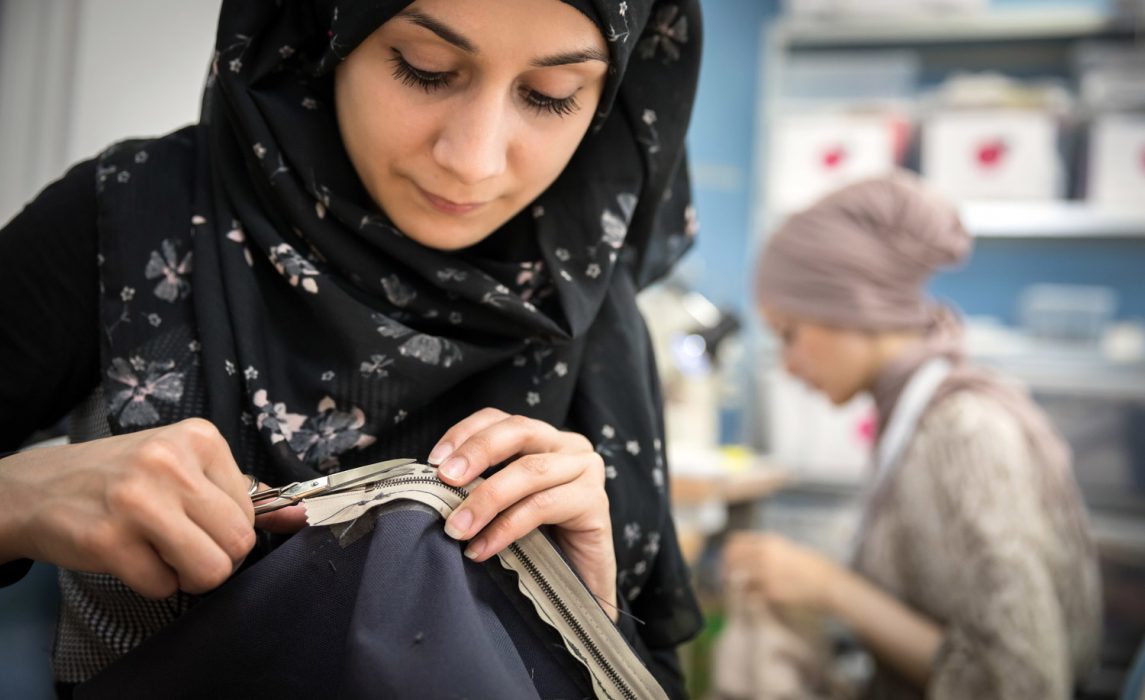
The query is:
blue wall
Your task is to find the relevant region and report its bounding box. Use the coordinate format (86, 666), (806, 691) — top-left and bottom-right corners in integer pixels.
(684, 0), (779, 311)
(684, 0), (1144, 324)
(933, 239), (1145, 323)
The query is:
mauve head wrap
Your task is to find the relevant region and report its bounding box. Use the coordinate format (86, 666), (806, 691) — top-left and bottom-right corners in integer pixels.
(754, 170), (971, 330)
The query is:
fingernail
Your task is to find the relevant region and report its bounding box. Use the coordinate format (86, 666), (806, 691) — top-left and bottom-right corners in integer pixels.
(464, 539), (484, 560)
(427, 442), (452, 466)
(444, 508), (472, 539)
(439, 455), (467, 481)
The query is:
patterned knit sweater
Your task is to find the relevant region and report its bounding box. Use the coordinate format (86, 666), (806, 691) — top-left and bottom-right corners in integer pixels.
(853, 388), (1102, 699)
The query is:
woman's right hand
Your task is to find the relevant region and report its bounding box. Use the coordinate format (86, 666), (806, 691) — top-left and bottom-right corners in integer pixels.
(0, 418), (302, 598)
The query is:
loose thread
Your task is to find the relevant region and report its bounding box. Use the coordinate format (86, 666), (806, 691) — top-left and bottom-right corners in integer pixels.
(593, 593), (645, 626)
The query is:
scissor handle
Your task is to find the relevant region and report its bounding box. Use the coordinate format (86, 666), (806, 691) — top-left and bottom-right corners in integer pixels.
(249, 481), (286, 515)
(250, 477), (329, 515)
(253, 494), (298, 515)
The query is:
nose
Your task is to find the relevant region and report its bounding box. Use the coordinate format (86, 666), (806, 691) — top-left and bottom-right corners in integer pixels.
(432, 88), (510, 186)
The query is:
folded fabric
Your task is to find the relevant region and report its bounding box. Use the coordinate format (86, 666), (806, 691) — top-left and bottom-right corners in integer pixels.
(77, 467), (665, 700)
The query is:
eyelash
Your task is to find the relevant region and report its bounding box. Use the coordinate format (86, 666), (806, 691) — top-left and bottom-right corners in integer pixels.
(388, 52), (579, 118)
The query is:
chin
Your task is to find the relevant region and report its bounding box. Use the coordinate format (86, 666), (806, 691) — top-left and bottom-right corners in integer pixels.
(826, 388), (858, 406)
(397, 217), (495, 251)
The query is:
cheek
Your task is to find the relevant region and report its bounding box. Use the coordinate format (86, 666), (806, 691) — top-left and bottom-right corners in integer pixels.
(361, 102), (428, 166)
(338, 71), (430, 173)
(513, 114), (594, 183)
(784, 343), (815, 381)
(795, 337), (827, 373)
(796, 334), (845, 386)
(830, 339), (870, 388)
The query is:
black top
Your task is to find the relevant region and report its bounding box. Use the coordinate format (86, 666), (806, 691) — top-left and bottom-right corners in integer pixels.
(0, 159), (100, 451)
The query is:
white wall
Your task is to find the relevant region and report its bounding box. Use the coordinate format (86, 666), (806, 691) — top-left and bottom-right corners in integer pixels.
(0, 0), (77, 223)
(0, 0), (222, 223)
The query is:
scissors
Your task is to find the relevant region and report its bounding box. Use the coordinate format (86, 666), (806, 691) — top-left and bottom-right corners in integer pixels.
(249, 457), (418, 515)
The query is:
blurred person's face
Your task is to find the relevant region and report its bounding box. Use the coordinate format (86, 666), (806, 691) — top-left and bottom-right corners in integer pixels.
(334, 0), (609, 251)
(761, 307), (882, 406)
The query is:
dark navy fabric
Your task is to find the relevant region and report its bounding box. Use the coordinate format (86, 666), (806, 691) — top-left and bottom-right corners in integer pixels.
(76, 507), (594, 700)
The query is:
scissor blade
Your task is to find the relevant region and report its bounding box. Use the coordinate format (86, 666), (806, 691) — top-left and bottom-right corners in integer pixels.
(324, 458), (418, 492)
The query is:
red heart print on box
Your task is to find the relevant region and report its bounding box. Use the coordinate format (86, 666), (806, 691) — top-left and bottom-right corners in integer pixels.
(976, 138), (1007, 169)
(821, 144), (848, 171)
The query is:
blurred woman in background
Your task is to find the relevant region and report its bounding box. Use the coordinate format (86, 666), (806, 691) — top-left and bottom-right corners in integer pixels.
(723, 171), (1101, 699)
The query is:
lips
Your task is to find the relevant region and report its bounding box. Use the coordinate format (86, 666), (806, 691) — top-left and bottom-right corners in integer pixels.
(416, 184), (487, 216)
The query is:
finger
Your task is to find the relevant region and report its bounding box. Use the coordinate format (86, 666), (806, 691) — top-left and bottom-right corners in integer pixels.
(255, 504), (309, 534)
(461, 480), (608, 563)
(723, 536), (773, 587)
(179, 418), (256, 525)
(182, 481), (257, 566)
(133, 503), (240, 595)
(436, 413), (566, 486)
(443, 452), (587, 540)
(426, 407), (510, 467)
(722, 535), (757, 569)
(107, 541), (181, 599)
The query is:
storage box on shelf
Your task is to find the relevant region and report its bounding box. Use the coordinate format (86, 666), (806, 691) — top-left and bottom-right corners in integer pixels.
(1087, 113), (1145, 209)
(767, 113), (904, 216)
(922, 108), (1062, 201)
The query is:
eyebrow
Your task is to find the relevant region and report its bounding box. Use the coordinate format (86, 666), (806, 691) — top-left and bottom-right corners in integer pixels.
(399, 10), (476, 53)
(397, 10), (609, 67)
(531, 48), (610, 68)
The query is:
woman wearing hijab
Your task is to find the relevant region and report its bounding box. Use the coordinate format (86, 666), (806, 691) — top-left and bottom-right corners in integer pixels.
(0, 0), (703, 695)
(723, 171), (1102, 699)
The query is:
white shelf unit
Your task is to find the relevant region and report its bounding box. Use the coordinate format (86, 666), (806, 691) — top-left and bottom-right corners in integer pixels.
(962, 200), (1145, 238)
(776, 7), (1123, 48)
(751, 7), (1145, 244)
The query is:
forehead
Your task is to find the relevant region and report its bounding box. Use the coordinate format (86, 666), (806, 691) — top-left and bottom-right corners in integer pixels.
(760, 306), (795, 328)
(387, 0), (607, 53)
(762, 307), (849, 343)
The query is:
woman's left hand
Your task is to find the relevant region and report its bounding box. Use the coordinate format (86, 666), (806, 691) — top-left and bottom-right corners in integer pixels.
(723, 532), (841, 612)
(430, 408), (617, 622)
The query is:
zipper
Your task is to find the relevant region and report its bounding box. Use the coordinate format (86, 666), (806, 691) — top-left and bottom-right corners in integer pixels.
(310, 470), (665, 700)
(380, 476), (469, 499)
(507, 541), (637, 700)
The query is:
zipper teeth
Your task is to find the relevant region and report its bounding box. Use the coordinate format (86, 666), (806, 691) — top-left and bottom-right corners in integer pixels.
(509, 543), (636, 700)
(381, 475), (637, 700)
(380, 476), (468, 498)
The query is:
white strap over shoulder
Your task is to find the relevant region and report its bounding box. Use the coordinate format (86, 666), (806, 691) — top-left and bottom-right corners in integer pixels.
(849, 357), (953, 563)
(873, 357), (954, 490)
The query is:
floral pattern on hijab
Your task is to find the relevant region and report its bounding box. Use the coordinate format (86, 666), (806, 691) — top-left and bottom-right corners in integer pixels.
(94, 0), (703, 647)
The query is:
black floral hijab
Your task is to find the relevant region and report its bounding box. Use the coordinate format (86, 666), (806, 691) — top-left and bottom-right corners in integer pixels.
(94, 0), (702, 647)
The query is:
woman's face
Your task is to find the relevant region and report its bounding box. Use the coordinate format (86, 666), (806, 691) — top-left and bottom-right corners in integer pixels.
(762, 307), (881, 406)
(335, 0), (609, 251)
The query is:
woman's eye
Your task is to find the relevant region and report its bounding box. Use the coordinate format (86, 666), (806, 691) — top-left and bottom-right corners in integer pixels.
(389, 48), (578, 118)
(389, 51), (452, 93)
(523, 89), (578, 118)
